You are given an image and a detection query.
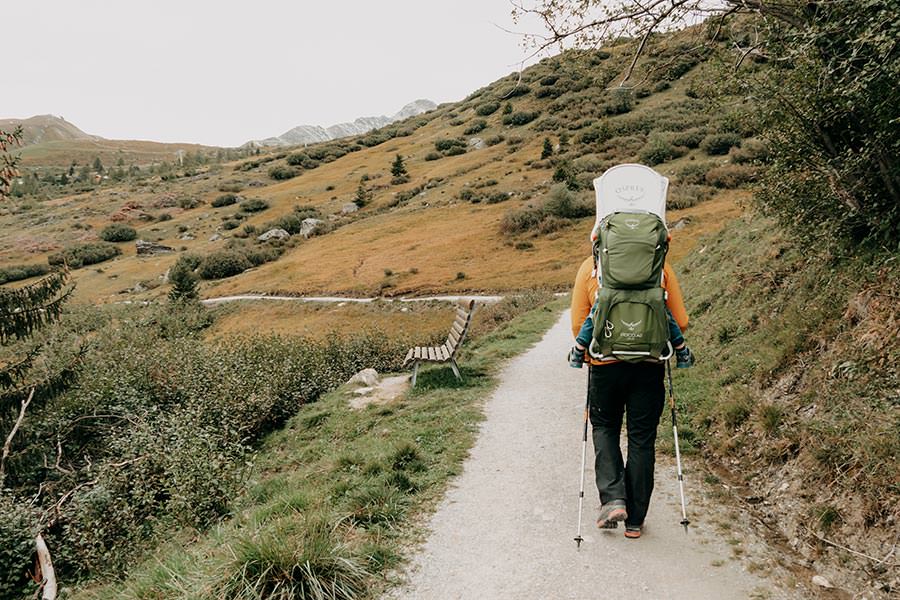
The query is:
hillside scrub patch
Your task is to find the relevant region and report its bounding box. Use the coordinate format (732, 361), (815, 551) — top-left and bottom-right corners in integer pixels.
(0, 263), (51, 285)
(268, 165), (299, 180)
(700, 133), (742, 156)
(197, 250), (252, 279)
(286, 153), (321, 169)
(211, 193), (240, 208)
(502, 111), (540, 127)
(239, 198), (269, 212)
(48, 243), (121, 269)
(464, 120), (487, 135)
(704, 164), (759, 189)
(99, 223), (138, 242)
(638, 135), (687, 166)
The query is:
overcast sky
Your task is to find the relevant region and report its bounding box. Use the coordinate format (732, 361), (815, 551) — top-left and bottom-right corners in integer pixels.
(5, 1), (550, 147)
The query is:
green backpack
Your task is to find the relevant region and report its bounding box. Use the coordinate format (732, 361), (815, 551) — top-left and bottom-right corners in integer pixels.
(589, 211), (672, 362)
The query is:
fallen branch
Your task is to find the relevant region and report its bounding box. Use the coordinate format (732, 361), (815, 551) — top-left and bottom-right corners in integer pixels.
(810, 531), (900, 567)
(0, 387), (35, 487)
(35, 533), (57, 600)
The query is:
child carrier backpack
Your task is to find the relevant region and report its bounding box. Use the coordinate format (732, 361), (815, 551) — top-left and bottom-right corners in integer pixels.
(588, 164), (674, 362)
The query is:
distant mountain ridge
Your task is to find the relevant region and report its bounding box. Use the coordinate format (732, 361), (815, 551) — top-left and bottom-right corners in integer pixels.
(245, 99), (437, 148)
(0, 115), (100, 146)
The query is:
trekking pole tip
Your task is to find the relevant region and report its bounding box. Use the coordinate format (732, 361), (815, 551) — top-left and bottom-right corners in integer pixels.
(574, 535), (583, 549)
(680, 518), (690, 533)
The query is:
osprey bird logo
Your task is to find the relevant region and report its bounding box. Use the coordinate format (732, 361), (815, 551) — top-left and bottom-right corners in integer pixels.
(624, 218), (641, 230)
(622, 319), (642, 330)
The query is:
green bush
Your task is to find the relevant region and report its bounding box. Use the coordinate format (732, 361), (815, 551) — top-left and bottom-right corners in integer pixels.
(539, 75), (559, 86)
(178, 196), (201, 209)
(475, 101), (500, 116)
(99, 223), (137, 242)
(0, 494), (39, 597)
(700, 133), (742, 155)
(268, 165), (299, 180)
(444, 146), (466, 157)
(603, 88), (633, 115)
(211, 193), (239, 208)
(543, 184), (592, 218)
(667, 184), (715, 210)
(0, 263), (51, 285)
(668, 127), (707, 149)
(424, 152), (442, 161)
(705, 164), (759, 189)
(286, 153), (321, 169)
(48, 243), (121, 269)
(499, 207), (545, 235)
(222, 220), (240, 230)
(638, 135), (686, 166)
(502, 111), (539, 126)
(464, 120), (487, 135)
(240, 198), (269, 212)
(484, 135), (505, 146)
(197, 250), (252, 279)
(677, 162), (716, 185)
(434, 138), (466, 152)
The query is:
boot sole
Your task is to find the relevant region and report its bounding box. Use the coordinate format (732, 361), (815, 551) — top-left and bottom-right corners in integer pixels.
(624, 527), (642, 539)
(596, 507), (627, 528)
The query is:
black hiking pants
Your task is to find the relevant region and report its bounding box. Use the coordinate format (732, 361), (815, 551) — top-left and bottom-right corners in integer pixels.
(588, 361), (665, 527)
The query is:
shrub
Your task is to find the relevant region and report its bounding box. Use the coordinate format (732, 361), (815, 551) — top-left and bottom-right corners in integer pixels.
(543, 184), (592, 218)
(168, 255), (199, 302)
(484, 191), (510, 204)
(240, 198), (269, 212)
(667, 184), (715, 210)
(211, 193), (239, 208)
(502, 111), (539, 126)
(475, 101), (500, 116)
(705, 164), (759, 189)
(729, 139), (769, 164)
(197, 250), (252, 279)
(0, 263), (51, 285)
(268, 165), (299, 180)
(485, 135), (505, 147)
(222, 220), (240, 230)
(444, 146), (466, 157)
(499, 206), (545, 234)
(286, 153), (321, 169)
(668, 127), (707, 149)
(700, 133), (742, 155)
(677, 162), (716, 185)
(434, 138), (466, 152)
(178, 196), (200, 209)
(218, 182), (243, 193)
(48, 243), (121, 269)
(539, 75), (559, 86)
(0, 494), (38, 597)
(464, 120), (487, 135)
(638, 135), (686, 166)
(424, 152), (441, 161)
(603, 88), (633, 115)
(156, 213), (173, 222)
(99, 223), (137, 242)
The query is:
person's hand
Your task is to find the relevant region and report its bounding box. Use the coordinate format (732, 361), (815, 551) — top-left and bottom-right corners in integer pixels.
(568, 346), (585, 369)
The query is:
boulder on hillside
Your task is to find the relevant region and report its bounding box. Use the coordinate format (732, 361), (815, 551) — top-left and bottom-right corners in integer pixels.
(348, 368), (379, 387)
(468, 137), (485, 150)
(300, 218), (325, 238)
(257, 228), (290, 242)
(341, 203), (359, 214)
(135, 239), (175, 256)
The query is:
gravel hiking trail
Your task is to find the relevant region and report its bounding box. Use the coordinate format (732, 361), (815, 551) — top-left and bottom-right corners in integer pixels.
(389, 311), (786, 600)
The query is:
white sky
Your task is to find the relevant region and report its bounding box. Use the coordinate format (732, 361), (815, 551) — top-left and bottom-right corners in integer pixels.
(4, 1), (549, 147)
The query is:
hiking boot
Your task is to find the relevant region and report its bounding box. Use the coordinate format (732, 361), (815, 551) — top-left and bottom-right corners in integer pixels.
(568, 346), (585, 369)
(675, 345), (695, 369)
(624, 525), (642, 539)
(596, 499), (627, 528)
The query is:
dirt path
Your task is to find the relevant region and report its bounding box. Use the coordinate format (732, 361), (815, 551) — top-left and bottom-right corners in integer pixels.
(388, 311), (788, 600)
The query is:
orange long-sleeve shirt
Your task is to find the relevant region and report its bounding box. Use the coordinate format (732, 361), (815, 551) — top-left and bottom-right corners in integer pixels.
(570, 256), (689, 366)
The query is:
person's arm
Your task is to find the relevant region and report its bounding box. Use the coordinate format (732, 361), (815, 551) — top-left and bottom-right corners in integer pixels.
(571, 257), (594, 338)
(663, 262), (689, 331)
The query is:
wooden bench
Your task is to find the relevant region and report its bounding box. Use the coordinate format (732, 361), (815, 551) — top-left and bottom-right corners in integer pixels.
(403, 299), (475, 387)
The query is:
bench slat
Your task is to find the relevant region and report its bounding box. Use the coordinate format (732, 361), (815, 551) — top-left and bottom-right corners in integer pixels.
(451, 320), (465, 337)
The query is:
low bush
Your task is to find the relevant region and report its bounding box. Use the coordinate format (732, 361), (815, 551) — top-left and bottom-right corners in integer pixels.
(268, 165), (299, 180)
(197, 250), (253, 279)
(705, 164), (759, 188)
(424, 152), (442, 161)
(700, 133), (742, 155)
(668, 127), (707, 149)
(502, 111), (539, 126)
(484, 191), (510, 204)
(729, 139), (769, 164)
(240, 198), (269, 212)
(638, 135), (687, 166)
(0, 263), (51, 285)
(212, 193), (239, 208)
(667, 184), (715, 209)
(218, 182), (243, 193)
(178, 196), (201, 209)
(222, 220), (240, 230)
(48, 243), (121, 269)
(286, 153), (321, 169)
(543, 184), (592, 218)
(475, 101), (500, 116)
(99, 223), (138, 242)
(434, 138), (466, 152)
(444, 146), (466, 156)
(484, 135), (505, 146)
(677, 162), (716, 185)
(539, 75), (559, 86)
(464, 120), (487, 135)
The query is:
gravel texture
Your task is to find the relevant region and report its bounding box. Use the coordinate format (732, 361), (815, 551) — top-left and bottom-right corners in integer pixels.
(388, 311), (783, 600)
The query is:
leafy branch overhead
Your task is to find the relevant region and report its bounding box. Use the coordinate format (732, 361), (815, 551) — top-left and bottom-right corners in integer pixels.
(513, 0), (900, 247)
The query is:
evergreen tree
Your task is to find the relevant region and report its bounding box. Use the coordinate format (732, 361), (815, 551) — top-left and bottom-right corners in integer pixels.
(391, 154), (408, 178)
(92, 156), (104, 173)
(354, 178), (371, 207)
(168, 256), (199, 302)
(541, 137), (554, 159)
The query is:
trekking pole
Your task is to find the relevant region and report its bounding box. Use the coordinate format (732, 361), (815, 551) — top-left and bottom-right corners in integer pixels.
(574, 366), (591, 549)
(666, 359), (690, 533)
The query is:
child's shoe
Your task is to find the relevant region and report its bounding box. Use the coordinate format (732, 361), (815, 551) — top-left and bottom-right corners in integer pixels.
(675, 346), (695, 368)
(568, 346), (585, 369)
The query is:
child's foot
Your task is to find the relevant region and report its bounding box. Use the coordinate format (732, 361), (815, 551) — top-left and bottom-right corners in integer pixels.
(568, 346), (585, 369)
(675, 346), (695, 368)
(624, 524), (643, 539)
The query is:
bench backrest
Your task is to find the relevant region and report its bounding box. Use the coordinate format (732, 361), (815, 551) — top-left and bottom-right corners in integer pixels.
(445, 299), (475, 357)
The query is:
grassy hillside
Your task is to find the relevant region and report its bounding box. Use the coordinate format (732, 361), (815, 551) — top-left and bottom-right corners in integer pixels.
(676, 214), (899, 597)
(1, 28), (757, 311)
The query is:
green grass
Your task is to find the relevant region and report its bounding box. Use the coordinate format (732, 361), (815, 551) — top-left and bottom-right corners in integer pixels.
(71, 297), (566, 599)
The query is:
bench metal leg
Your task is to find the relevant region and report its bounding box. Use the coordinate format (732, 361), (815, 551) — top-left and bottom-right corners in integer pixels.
(411, 361), (419, 387)
(449, 358), (461, 381)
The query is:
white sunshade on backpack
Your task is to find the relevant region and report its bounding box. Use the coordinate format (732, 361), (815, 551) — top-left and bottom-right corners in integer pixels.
(591, 163), (669, 240)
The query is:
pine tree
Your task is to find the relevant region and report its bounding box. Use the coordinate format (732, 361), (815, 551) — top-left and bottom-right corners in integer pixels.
(168, 256), (199, 302)
(391, 154), (408, 178)
(541, 137), (554, 159)
(354, 178), (371, 207)
(92, 156), (104, 173)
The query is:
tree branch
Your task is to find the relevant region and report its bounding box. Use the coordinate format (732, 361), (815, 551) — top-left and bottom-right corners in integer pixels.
(0, 387), (34, 487)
